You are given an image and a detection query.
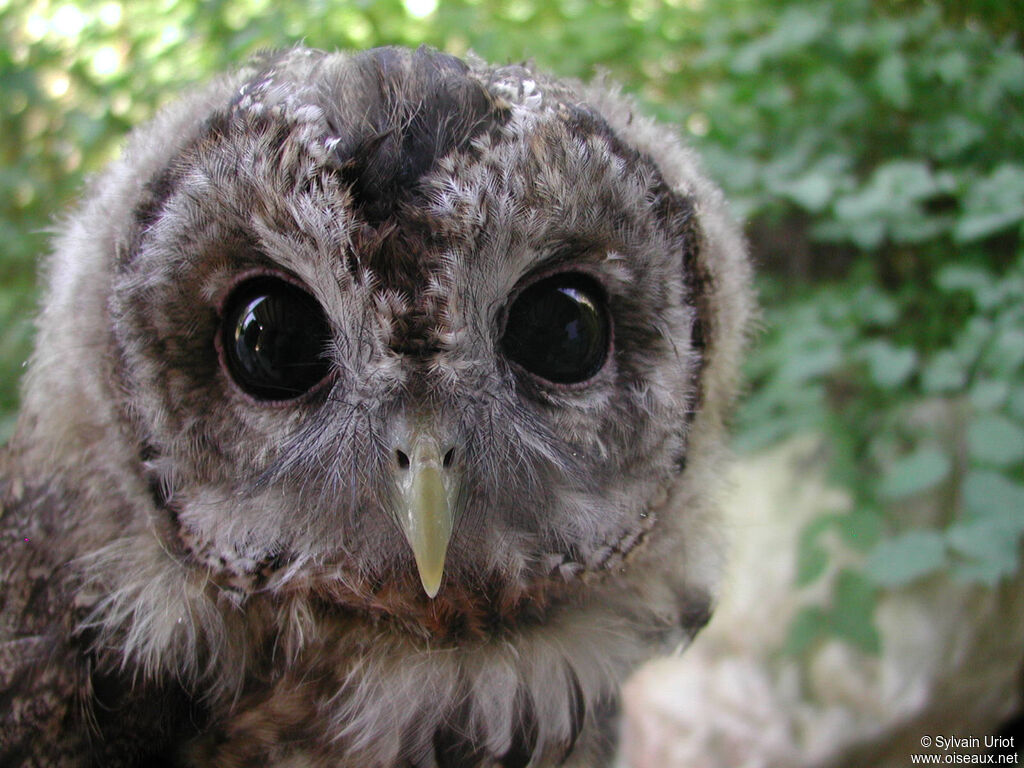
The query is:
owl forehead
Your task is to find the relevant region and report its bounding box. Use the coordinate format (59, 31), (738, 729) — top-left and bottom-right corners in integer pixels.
(214, 46), (683, 256)
(128, 47), (695, 359)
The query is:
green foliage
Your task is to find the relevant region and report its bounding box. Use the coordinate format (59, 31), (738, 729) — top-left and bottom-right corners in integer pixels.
(786, 570), (880, 655)
(1, 0), (1021, 656)
(713, 0), (1024, 649)
(865, 530), (947, 587)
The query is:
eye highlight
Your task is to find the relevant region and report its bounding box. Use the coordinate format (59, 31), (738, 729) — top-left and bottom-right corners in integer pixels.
(219, 277), (332, 401)
(501, 272), (611, 385)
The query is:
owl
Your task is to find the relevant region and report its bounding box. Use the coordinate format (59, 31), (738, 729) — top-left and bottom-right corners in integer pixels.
(0, 46), (751, 767)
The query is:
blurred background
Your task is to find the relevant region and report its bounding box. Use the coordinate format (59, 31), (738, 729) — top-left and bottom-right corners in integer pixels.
(1, 1), (1022, 765)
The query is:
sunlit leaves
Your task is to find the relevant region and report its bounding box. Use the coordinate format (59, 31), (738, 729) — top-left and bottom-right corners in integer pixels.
(829, 161), (956, 249)
(955, 164), (1024, 243)
(728, 0), (1024, 658)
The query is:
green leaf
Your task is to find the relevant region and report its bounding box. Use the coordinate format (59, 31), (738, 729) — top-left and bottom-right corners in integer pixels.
(851, 286), (899, 326)
(947, 520), (1023, 586)
(878, 447), (951, 500)
(967, 414), (1024, 467)
(865, 530), (947, 587)
(777, 173), (834, 212)
(955, 164), (1024, 243)
(875, 53), (910, 109)
(981, 327), (1024, 375)
(785, 605), (829, 656)
(921, 350), (967, 393)
(837, 509), (884, 552)
(829, 570), (880, 653)
(936, 265), (1001, 309)
(917, 114), (985, 160)
(1010, 385), (1024, 421)
(776, 344), (842, 386)
(933, 50), (970, 85)
(861, 341), (917, 388)
(962, 470), (1024, 521)
(795, 516), (839, 586)
(969, 380), (1009, 411)
(830, 160), (952, 248)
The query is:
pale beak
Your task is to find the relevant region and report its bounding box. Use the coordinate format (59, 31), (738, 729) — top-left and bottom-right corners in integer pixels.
(393, 431), (458, 598)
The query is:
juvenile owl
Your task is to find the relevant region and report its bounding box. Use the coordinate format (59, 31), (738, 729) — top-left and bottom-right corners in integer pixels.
(0, 46), (751, 767)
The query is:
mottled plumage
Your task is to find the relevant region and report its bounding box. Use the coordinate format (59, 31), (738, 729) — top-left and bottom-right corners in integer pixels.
(0, 46), (752, 766)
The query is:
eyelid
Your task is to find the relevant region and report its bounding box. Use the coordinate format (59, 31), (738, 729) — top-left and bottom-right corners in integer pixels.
(500, 262), (611, 335)
(214, 267), (315, 318)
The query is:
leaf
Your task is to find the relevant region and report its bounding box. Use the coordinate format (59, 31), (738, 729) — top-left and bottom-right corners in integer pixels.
(777, 173), (834, 212)
(785, 606), (829, 656)
(920, 114), (985, 160)
(981, 327), (1024, 375)
(828, 570), (880, 653)
(955, 164), (1024, 243)
(969, 380), (1009, 411)
(814, 217), (886, 250)
(1010, 385), (1024, 421)
(874, 161), (946, 200)
(875, 53), (910, 109)
(947, 520), (1023, 586)
(967, 414), (1024, 467)
(831, 161), (951, 248)
(865, 530), (947, 587)
(851, 286), (899, 326)
(776, 344), (841, 386)
(878, 447), (951, 500)
(860, 341), (917, 388)
(962, 470), (1024, 522)
(958, 214), (1024, 248)
(795, 516), (839, 586)
(921, 350), (967, 393)
(838, 509), (884, 552)
(936, 265), (1000, 309)
(730, 6), (826, 74)
(933, 50), (969, 85)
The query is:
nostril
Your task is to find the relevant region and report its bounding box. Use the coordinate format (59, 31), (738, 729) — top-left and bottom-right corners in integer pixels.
(395, 449), (410, 470)
(442, 448), (455, 468)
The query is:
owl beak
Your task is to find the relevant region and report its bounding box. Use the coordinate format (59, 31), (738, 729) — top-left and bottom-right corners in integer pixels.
(394, 432), (458, 598)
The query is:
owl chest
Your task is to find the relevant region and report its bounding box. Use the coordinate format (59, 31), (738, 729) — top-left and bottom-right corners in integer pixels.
(180, 627), (611, 768)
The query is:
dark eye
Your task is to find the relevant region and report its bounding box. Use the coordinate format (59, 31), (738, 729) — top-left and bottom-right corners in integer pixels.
(502, 273), (611, 384)
(219, 277), (332, 400)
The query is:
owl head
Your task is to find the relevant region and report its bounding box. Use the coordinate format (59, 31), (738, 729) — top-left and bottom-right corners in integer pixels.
(16, 45), (750, 762)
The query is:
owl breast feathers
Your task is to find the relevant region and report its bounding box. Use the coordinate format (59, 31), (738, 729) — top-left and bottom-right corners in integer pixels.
(0, 45), (751, 767)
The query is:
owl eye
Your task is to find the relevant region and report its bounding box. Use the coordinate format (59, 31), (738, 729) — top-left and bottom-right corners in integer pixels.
(502, 273), (611, 384)
(219, 277), (333, 400)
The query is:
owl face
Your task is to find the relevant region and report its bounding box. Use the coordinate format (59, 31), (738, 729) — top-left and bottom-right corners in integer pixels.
(105, 46), (706, 628)
(2, 44), (753, 766)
